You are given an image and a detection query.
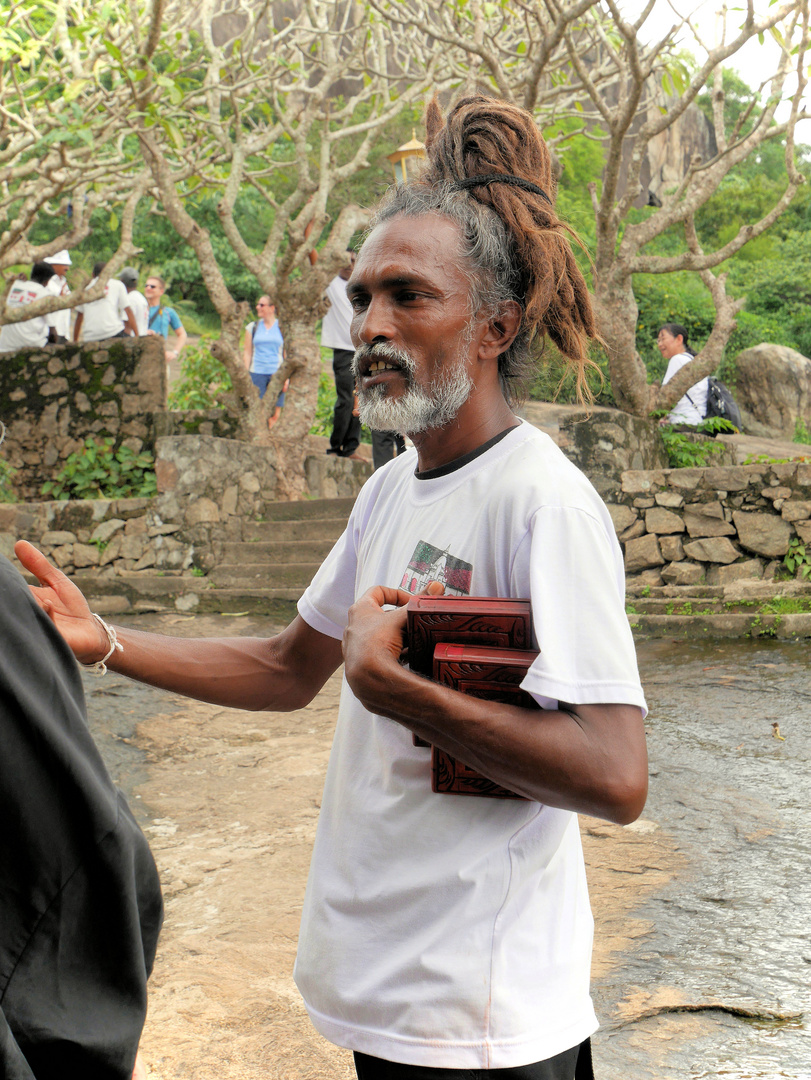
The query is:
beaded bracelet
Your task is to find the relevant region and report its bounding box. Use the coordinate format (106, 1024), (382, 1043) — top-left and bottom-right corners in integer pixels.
(81, 613), (124, 676)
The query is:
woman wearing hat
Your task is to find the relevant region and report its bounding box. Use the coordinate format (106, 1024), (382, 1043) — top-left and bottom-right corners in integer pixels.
(43, 250), (72, 341)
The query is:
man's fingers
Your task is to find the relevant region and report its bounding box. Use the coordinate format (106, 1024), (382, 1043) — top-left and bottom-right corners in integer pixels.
(14, 540), (62, 587)
(359, 585), (414, 610)
(420, 580), (445, 597)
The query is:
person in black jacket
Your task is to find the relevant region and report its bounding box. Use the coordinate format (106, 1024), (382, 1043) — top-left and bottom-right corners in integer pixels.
(0, 553), (162, 1079)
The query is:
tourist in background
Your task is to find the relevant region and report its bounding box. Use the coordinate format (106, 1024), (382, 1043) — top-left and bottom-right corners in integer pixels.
(0, 263), (61, 353)
(321, 251), (363, 460)
(658, 322), (707, 427)
(144, 276), (187, 362)
(43, 249), (73, 341)
(119, 268), (149, 336)
(244, 295), (288, 430)
(74, 262), (137, 342)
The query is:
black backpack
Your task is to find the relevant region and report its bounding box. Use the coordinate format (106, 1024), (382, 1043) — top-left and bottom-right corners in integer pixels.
(704, 376), (742, 431)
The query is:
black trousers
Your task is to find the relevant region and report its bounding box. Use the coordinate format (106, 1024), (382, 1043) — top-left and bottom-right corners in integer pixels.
(329, 348), (361, 456)
(372, 429), (406, 470)
(354, 1039), (593, 1080)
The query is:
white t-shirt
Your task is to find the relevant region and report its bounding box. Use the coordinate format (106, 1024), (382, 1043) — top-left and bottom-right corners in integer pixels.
(125, 289), (149, 335)
(46, 274), (72, 338)
(320, 274), (354, 351)
(0, 280), (56, 353)
(296, 421), (646, 1070)
(662, 351), (708, 425)
(76, 277), (131, 342)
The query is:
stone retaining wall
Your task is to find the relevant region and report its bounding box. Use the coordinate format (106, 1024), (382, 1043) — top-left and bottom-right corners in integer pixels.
(1, 337), (166, 499)
(0, 339), (249, 500)
(1, 435), (372, 582)
(611, 461), (811, 586)
(0, 495), (192, 577)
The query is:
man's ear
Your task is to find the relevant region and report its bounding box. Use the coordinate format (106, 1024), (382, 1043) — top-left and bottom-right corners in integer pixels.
(477, 301), (522, 363)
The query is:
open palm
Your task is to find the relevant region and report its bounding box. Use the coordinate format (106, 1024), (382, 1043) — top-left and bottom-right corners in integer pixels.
(15, 540), (108, 664)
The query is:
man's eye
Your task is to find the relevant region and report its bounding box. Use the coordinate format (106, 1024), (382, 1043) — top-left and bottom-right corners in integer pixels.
(349, 295), (368, 310)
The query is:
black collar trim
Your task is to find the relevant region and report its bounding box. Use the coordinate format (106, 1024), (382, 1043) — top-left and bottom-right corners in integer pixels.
(414, 424), (518, 481)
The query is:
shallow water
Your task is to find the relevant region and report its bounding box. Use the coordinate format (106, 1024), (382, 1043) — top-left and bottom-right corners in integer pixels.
(592, 639), (811, 1079)
(83, 627), (811, 1078)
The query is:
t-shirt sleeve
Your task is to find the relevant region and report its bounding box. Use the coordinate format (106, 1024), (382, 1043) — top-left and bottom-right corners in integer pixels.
(297, 516), (360, 640)
(517, 505), (647, 714)
(113, 280), (129, 318)
(168, 308), (183, 331)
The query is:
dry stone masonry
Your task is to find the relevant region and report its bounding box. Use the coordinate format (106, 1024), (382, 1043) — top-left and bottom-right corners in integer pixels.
(610, 461), (811, 587)
(0, 338), (241, 499)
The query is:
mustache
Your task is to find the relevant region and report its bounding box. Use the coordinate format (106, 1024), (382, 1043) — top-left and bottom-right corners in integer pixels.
(352, 342), (416, 380)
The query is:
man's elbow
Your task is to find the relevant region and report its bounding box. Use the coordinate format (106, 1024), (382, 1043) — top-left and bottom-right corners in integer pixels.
(602, 766), (648, 825)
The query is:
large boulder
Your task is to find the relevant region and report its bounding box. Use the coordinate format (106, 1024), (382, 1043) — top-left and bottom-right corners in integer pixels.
(733, 344), (811, 439)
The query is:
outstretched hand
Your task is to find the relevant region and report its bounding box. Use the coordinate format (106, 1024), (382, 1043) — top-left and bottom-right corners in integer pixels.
(14, 540), (109, 663)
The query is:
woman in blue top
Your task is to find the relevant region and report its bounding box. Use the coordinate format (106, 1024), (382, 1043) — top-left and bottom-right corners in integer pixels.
(243, 296), (289, 429)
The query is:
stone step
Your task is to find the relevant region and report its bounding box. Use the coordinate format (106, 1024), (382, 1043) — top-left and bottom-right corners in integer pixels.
(628, 612), (811, 639)
(259, 497), (356, 522)
(242, 517), (350, 543)
(626, 583), (726, 598)
(222, 539), (336, 564)
(207, 562), (321, 588)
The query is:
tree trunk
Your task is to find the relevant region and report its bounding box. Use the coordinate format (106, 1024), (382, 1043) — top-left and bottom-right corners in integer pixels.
(592, 268), (657, 416)
(267, 318), (326, 500)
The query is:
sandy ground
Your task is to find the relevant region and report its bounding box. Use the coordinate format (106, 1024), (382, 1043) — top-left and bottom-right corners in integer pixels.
(119, 617), (683, 1080)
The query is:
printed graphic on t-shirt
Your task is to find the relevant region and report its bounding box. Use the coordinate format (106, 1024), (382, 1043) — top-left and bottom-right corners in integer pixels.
(400, 540), (472, 596)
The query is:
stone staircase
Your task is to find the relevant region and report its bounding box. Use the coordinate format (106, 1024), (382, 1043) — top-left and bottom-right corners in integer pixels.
(75, 496), (356, 620)
(202, 496), (355, 611)
(625, 578), (811, 639)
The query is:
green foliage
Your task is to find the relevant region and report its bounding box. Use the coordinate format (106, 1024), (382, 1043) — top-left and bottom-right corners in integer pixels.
(723, 231), (811, 358)
(167, 337), (233, 410)
(41, 439), (157, 501)
(794, 417), (811, 445)
(784, 538), (811, 581)
(0, 458), (18, 503)
(658, 419), (734, 468)
(310, 369), (338, 438)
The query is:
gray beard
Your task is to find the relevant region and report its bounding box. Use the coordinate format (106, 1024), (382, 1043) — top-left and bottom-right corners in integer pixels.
(353, 342), (473, 436)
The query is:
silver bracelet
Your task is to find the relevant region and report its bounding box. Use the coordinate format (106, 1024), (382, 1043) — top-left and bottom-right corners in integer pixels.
(82, 613), (124, 676)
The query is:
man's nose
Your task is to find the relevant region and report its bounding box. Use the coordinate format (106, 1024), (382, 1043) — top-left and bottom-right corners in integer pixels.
(353, 296), (394, 346)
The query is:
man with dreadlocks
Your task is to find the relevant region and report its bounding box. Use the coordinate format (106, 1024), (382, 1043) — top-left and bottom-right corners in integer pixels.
(17, 96), (647, 1080)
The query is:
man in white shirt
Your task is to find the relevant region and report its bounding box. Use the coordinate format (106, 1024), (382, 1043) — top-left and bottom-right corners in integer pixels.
(0, 264), (60, 354)
(119, 268), (149, 336)
(74, 262), (137, 343)
(321, 251), (363, 459)
(43, 249), (73, 341)
(18, 95), (648, 1080)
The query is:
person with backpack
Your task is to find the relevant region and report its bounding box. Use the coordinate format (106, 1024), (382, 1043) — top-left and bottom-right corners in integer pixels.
(657, 322), (707, 426)
(657, 322), (742, 431)
(243, 296), (289, 429)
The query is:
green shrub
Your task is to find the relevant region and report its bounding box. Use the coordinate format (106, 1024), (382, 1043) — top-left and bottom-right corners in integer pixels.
(41, 438), (158, 501)
(168, 337), (234, 410)
(658, 418), (736, 468)
(0, 457), (17, 503)
(310, 370), (339, 437)
(794, 417), (811, 444)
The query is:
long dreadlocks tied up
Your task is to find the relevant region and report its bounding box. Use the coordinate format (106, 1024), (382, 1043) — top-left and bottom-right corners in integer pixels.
(371, 95), (599, 404)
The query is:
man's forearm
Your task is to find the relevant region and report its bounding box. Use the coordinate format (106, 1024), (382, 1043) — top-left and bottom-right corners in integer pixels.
(105, 617), (342, 712)
(347, 655), (646, 823)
